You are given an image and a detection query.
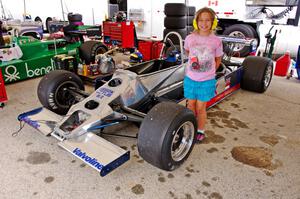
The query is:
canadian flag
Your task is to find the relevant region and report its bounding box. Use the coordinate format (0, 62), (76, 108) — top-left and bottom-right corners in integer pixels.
(208, 0), (219, 6)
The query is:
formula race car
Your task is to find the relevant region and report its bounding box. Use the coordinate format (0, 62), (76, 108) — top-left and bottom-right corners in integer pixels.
(18, 32), (273, 176)
(0, 31), (107, 84)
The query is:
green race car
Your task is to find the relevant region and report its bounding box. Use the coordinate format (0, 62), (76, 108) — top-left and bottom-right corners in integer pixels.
(0, 35), (107, 84)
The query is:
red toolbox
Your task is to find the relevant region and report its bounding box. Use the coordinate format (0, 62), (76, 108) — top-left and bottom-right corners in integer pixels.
(103, 21), (135, 48)
(0, 69), (8, 106)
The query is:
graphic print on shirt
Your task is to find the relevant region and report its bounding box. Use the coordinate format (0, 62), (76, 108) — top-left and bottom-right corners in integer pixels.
(189, 46), (214, 73)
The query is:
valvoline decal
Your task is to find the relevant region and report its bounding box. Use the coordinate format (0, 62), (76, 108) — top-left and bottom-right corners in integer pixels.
(96, 87), (114, 99)
(73, 148), (103, 170)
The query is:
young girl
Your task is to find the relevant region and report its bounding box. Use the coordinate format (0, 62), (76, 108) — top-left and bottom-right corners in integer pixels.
(184, 7), (223, 142)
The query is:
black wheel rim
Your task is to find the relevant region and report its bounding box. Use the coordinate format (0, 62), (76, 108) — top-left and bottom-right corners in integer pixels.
(95, 47), (107, 56)
(54, 81), (79, 109)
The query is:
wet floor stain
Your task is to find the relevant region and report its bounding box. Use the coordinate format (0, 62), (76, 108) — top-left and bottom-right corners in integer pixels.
(231, 118), (249, 129)
(259, 135), (280, 146)
(158, 172), (166, 182)
(133, 154), (139, 159)
(115, 186), (121, 191)
(263, 170), (274, 177)
(44, 176), (54, 183)
(185, 193), (192, 199)
(210, 119), (224, 128)
(167, 173), (174, 178)
(185, 173), (191, 178)
(202, 130), (225, 144)
(221, 119), (238, 130)
(186, 167), (195, 173)
(208, 110), (249, 130)
(230, 103), (240, 108)
(212, 177), (219, 181)
(208, 110), (231, 119)
(202, 181), (211, 187)
(80, 163), (86, 168)
(51, 160), (58, 164)
(131, 144), (137, 151)
(26, 142), (33, 146)
(203, 191), (208, 196)
(158, 176), (166, 182)
(131, 184), (144, 195)
(207, 147), (218, 153)
(209, 192), (223, 199)
(168, 191), (175, 198)
(26, 151), (51, 165)
(231, 146), (282, 170)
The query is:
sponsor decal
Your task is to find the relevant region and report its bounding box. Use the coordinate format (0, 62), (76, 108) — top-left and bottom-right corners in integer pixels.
(4, 65), (20, 82)
(4, 59), (55, 82)
(25, 59), (55, 78)
(22, 117), (40, 129)
(73, 148), (103, 170)
(96, 87), (114, 99)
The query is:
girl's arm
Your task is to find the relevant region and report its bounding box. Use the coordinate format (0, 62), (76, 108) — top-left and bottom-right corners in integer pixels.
(185, 50), (189, 56)
(215, 56), (222, 70)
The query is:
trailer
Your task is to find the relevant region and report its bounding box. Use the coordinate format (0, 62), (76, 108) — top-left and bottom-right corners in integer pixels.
(127, 0), (300, 57)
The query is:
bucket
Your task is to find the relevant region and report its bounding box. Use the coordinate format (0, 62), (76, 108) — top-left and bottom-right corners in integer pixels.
(274, 51), (291, 76)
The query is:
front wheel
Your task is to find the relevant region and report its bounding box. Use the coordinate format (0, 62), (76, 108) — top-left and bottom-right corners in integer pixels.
(37, 70), (84, 115)
(137, 102), (197, 171)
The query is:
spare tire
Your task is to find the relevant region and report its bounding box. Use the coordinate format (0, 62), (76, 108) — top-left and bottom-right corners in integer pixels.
(37, 70), (84, 115)
(164, 3), (186, 16)
(241, 56), (273, 93)
(68, 13), (82, 22)
(164, 16), (187, 29)
(79, 41), (108, 64)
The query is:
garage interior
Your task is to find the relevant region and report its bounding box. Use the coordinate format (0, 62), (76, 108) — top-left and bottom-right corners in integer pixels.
(1, 0), (300, 199)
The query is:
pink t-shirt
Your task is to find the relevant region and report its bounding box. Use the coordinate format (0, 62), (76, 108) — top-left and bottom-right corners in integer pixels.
(184, 33), (223, 81)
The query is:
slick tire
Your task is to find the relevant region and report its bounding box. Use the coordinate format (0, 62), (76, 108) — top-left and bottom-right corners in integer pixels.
(37, 70), (84, 115)
(138, 102), (196, 171)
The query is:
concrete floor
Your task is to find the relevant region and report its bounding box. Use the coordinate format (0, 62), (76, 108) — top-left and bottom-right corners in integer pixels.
(0, 74), (299, 199)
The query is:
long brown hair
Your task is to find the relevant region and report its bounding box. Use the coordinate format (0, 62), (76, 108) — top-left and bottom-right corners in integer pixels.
(193, 7), (216, 33)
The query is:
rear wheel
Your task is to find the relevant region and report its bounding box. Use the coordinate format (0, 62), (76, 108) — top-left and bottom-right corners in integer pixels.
(241, 56), (273, 93)
(138, 102), (196, 171)
(37, 70), (84, 115)
(223, 24), (257, 57)
(79, 41), (108, 64)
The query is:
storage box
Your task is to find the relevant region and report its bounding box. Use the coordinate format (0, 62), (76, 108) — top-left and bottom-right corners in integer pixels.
(54, 54), (78, 73)
(138, 41), (152, 61)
